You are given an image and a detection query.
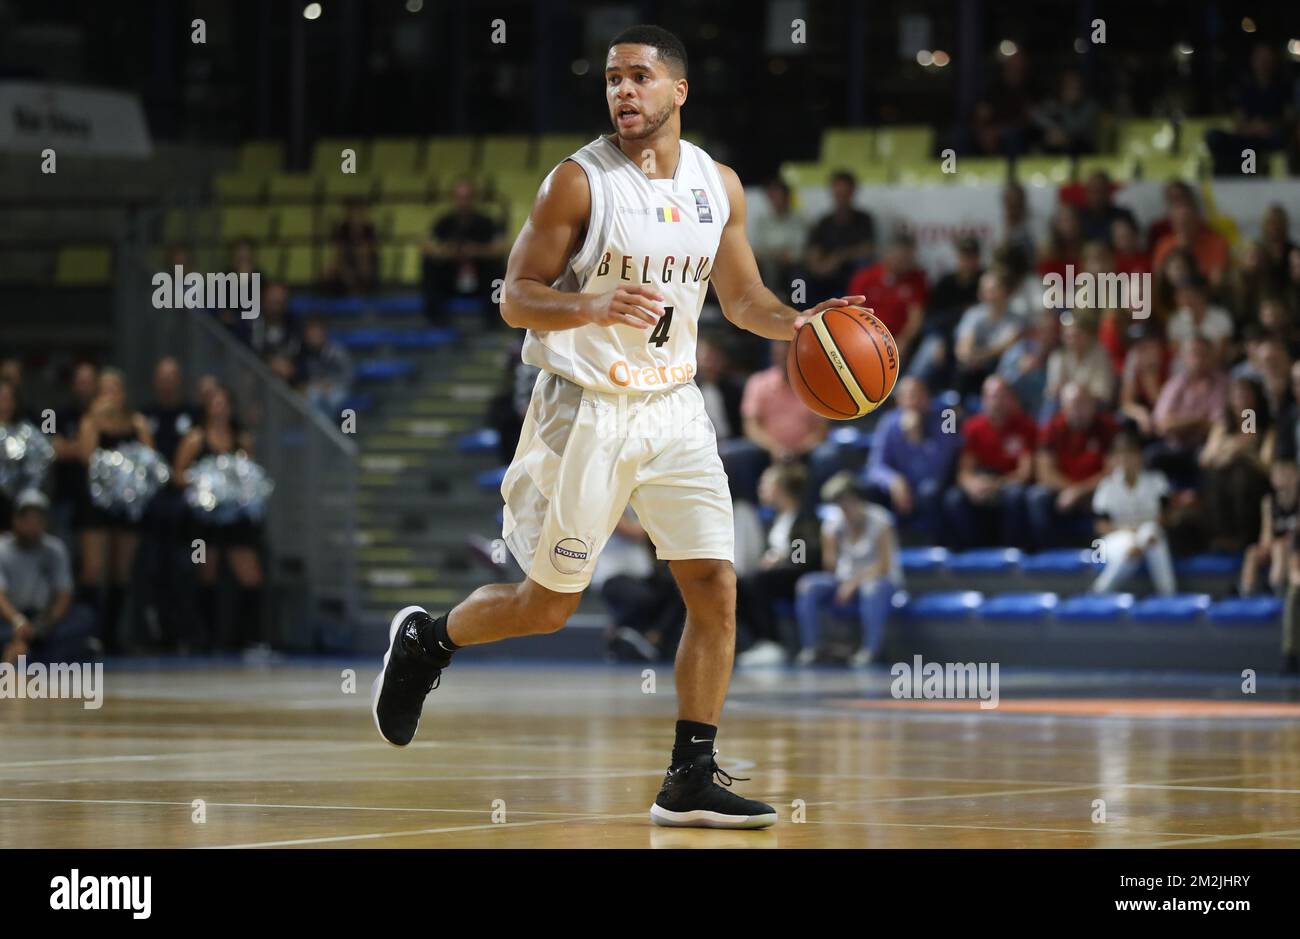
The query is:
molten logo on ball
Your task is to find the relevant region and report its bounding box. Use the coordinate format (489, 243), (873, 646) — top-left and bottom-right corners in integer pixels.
(788, 306), (901, 420)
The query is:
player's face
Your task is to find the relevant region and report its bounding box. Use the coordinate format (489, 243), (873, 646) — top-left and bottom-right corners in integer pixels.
(605, 45), (681, 141)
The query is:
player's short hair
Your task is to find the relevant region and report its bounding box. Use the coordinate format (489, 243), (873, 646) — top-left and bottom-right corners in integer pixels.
(608, 25), (688, 78)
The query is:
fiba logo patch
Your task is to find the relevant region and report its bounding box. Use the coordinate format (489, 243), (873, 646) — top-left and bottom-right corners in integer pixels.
(551, 537), (591, 575)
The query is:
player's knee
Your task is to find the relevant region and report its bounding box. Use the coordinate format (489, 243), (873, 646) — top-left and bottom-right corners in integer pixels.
(677, 560), (736, 604)
(516, 587), (579, 634)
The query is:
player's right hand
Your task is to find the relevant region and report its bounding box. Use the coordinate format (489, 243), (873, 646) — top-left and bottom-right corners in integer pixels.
(587, 285), (665, 329)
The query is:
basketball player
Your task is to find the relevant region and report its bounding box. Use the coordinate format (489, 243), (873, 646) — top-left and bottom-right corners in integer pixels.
(373, 24), (865, 829)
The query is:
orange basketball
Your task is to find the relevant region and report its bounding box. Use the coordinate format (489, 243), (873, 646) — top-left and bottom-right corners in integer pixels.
(787, 306), (900, 420)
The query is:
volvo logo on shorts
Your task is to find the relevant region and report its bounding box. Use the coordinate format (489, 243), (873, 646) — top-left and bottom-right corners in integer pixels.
(551, 537), (591, 575)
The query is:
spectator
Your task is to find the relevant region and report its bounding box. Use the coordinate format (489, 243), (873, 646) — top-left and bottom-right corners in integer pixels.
(1255, 293), (1297, 358)
(734, 462), (823, 667)
(1037, 203), (1084, 281)
(954, 267), (1027, 395)
(973, 49), (1035, 156)
(1028, 382), (1116, 548)
(695, 333), (743, 441)
(173, 384), (267, 653)
(1146, 336), (1228, 489)
(1152, 246), (1199, 324)
(804, 170), (876, 299)
(1289, 246), (1300, 320)
(997, 305), (1060, 419)
(1091, 429), (1177, 596)
(723, 340), (828, 503)
(219, 240), (258, 344)
(76, 369), (154, 653)
(422, 178), (506, 326)
(1236, 335), (1294, 421)
(944, 375), (1036, 549)
(1230, 240), (1271, 334)
(997, 183), (1036, 261)
(793, 471), (902, 667)
(1259, 204), (1296, 287)
(1198, 376), (1273, 551)
(140, 357), (200, 465)
(1151, 198), (1231, 291)
(1118, 323), (1171, 441)
(325, 198), (379, 295)
(1110, 215), (1151, 276)
(294, 319), (354, 418)
(1241, 455), (1298, 597)
(749, 178), (807, 290)
(861, 377), (961, 537)
(1206, 42), (1293, 176)
(50, 362), (99, 538)
(1275, 360), (1300, 461)
(1166, 271), (1234, 365)
(0, 491), (97, 665)
(847, 231), (928, 359)
(1031, 69), (1099, 155)
(1077, 170), (1138, 244)
(596, 510), (683, 663)
(0, 379), (35, 529)
(1146, 180), (1196, 250)
(911, 235), (983, 392)
(251, 281), (301, 382)
(1045, 310), (1116, 412)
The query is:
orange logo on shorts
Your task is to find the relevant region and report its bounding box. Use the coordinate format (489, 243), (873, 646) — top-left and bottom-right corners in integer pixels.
(607, 359), (696, 389)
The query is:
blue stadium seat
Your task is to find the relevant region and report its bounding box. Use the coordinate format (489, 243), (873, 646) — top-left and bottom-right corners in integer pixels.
(946, 548), (1023, 574)
(1055, 593), (1134, 622)
(900, 546), (949, 573)
(289, 295), (367, 316)
(457, 428), (501, 454)
(978, 592), (1059, 621)
(340, 393), (374, 414)
(1130, 594), (1211, 623)
(906, 590), (983, 619)
(356, 359), (416, 382)
(335, 328), (394, 350)
(1175, 553), (1241, 577)
(374, 295), (424, 315)
(828, 426), (874, 450)
(757, 504), (776, 526)
(1207, 596), (1284, 625)
(390, 327), (458, 349)
(1020, 549), (1096, 575)
(477, 466), (508, 490)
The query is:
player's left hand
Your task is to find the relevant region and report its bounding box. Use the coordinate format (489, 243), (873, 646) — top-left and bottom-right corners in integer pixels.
(792, 295), (866, 335)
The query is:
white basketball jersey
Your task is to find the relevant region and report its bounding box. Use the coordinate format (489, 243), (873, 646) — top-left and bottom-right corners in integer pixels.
(519, 135), (731, 395)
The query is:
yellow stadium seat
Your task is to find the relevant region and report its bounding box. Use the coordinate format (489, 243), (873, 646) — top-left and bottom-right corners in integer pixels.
(54, 245), (113, 286)
(238, 141), (285, 175)
(256, 244), (285, 279)
(842, 162), (893, 185)
(481, 135), (533, 172)
(372, 138), (420, 174)
(322, 174), (377, 201)
(1075, 154), (1138, 182)
(379, 243), (422, 285)
(779, 162), (834, 188)
(424, 137), (477, 179)
(820, 128), (875, 168)
(1178, 115), (1231, 155)
(213, 172), (266, 202)
(1014, 156), (1071, 187)
(1139, 152), (1201, 182)
(874, 125), (934, 163)
(896, 162), (955, 186)
(378, 174), (432, 202)
(283, 245), (318, 286)
(311, 138), (368, 177)
(218, 206), (273, 242)
(491, 169), (545, 207)
(268, 173), (319, 202)
(390, 203), (440, 240)
(953, 156), (1009, 185)
(274, 206), (315, 241)
(1116, 118), (1175, 159)
(1270, 152), (1290, 179)
(535, 134), (590, 171)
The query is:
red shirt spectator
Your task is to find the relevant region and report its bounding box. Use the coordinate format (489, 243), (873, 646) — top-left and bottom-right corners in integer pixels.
(961, 410), (1038, 475)
(1040, 409), (1117, 482)
(846, 262), (928, 340)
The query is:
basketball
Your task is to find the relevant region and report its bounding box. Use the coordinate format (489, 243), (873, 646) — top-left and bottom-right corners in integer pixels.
(787, 306), (900, 420)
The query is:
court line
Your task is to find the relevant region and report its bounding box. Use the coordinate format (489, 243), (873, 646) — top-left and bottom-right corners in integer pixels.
(1124, 783), (1300, 795)
(796, 818), (1208, 839)
(0, 796), (637, 819)
(1139, 826), (1300, 848)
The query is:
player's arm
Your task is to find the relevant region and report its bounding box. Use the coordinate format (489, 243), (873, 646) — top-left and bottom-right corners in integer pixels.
(499, 161), (664, 332)
(710, 163), (863, 340)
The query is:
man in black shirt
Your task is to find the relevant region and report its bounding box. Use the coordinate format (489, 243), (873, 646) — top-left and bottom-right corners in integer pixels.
(912, 235), (984, 391)
(1207, 43), (1293, 176)
(421, 179), (507, 329)
(804, 170), (875, 301)
(141, 357), (200, 465)
(1077, 171), (1138, 246)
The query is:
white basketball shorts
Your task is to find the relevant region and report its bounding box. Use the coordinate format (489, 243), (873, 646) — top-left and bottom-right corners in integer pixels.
(500, 370), (735, 593)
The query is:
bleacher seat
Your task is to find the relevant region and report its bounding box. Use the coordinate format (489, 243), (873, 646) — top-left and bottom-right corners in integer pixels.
(900, 546), (949, 573)
(372, 138), (420, 175)
(238, 141), (285, 175)
(1013, 156), (1070, 186)
(979, 592), (1059, 621)
(390, 328), (457, 350)
(1139, 153), (1200, 182)
(424, 137), (477, 181)
(1116, 118), (1175, 159)
(1175, 553), (1240, 577)
(341, 393), (374, 414)
(1075, 154), (1137, 182)
(356, 359), (417, 382)
(378, 174), (432, 203)
(268, 173), (319, 202)
(54, 245), (113, 286)
(477, 466), (509, 490)
(481, 135), (533, 172)
(1056, 592), (1135, 622)
(273, 205), (315, 241)
(311, 138), (369, 176)
(946, 548), (1022, 574)
(283, 245), (318, 286)
(906, 591), (983, 619)
(820, 128), (875, 167)
(335, 328), (394, 350)
(457, 429), (501, 454)
(779, 162), (835, 189)
(535, 134), (589, 171)
(1207, 596), (1283, 625)
(1021, 549), (1096, 575)
(323, 174), (376, 201)
(219, 206), (273, 242)
(1130, 594), (1212, 623)
(873, 125), (933, 163)
(213, 172), (266, 202)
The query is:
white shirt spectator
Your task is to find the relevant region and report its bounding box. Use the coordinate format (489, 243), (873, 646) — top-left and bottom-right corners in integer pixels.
(821, 503), (904, 584)
(1046, 342), (1116, 403)
(1092, 468), (1170, 528)
(1167, 305), (1233, 355)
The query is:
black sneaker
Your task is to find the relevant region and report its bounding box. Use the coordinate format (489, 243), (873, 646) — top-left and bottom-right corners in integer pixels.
(371, 605), (449, 747)
(650, 752), (778, 829)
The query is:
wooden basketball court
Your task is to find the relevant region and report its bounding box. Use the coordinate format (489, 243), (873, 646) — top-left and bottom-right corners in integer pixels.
(4, 662), (1300, 848)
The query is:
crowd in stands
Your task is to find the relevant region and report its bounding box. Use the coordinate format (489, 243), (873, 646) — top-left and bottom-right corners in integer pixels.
(0, 356), (273, 664)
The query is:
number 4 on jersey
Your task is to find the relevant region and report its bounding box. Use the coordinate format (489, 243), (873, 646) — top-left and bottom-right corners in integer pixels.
(648, 305), (674, 348)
